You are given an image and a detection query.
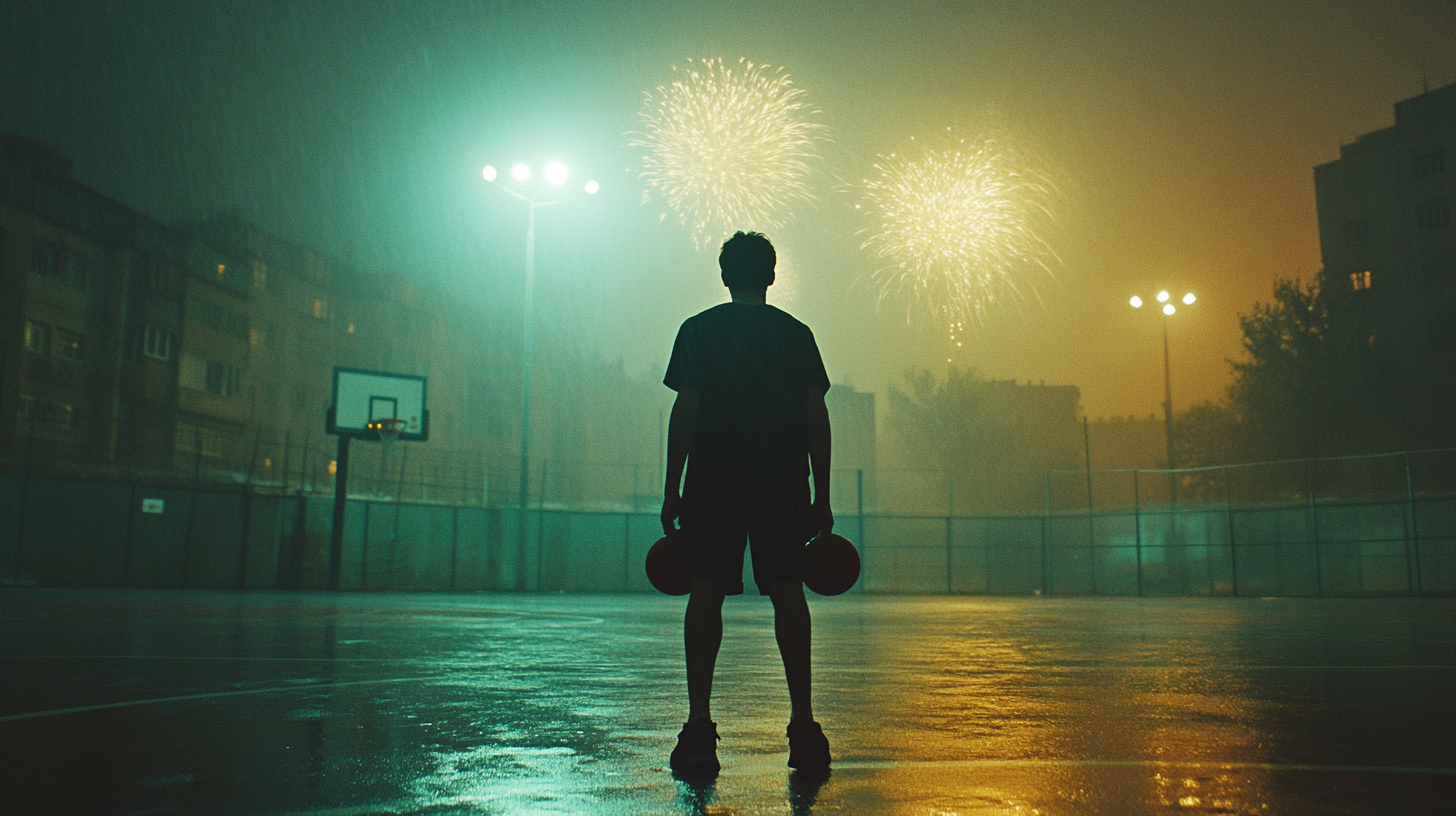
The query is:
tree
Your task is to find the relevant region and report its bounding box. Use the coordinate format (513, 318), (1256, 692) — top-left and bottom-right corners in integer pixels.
(1174, 273), (1340, 468)
(1227, 273), (1340, 460)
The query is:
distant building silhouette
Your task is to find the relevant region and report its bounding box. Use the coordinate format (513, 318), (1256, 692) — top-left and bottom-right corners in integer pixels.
(1314, 82), (1455, 452)
(824, 383), (876, 475)
(0, 134), (666, 508)
(1086, 413), (1164, 471)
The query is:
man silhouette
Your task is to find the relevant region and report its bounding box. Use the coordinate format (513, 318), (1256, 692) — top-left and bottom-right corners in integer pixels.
(661, 231), (834, 776)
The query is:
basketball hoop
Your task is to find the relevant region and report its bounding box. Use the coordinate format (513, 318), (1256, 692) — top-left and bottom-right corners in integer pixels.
(368, 418), (408, 457)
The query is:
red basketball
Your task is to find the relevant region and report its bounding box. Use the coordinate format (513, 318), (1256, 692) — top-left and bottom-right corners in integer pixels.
(804, 533), (860, 596)
(646, 536), (692, 596)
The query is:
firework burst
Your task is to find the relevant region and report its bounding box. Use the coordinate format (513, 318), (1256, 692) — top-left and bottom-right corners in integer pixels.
(861, 133), (1059, 327)
(632, 58), (827, 249)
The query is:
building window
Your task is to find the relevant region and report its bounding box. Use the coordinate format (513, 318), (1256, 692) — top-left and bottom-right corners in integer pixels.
(187, 296), (249, 340)
(142, 326), (174, 360)
(1413, 148), (1445, 178)
(55, 329), (84, 361)
(251, 260), (267, 294)
(204, 360), (242, 396)
(17, 395), (76, 428)
(1417, 197), (1449, 232)
(24, 320), (51, 355)
(62, 253), (92, 288)
(138, 257), (170, 293)
(1350, 270), (1372, 291)
(176, 423), (225, 458)
(311, 298), (328, 320)
(179, 353), (242, 396)
(31, 242), (59, 278)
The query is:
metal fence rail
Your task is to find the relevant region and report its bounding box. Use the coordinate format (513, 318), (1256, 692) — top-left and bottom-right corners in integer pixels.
(3, 448), (1452, 596)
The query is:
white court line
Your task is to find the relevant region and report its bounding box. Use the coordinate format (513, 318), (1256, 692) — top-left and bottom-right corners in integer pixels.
(830, 758), (1456, 775)
(4, 656), (1454, 671)
(1, 654), (419, 663)
(0, 674), (450, 723)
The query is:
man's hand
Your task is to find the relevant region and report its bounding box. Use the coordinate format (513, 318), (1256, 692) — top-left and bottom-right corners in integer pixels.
(813, 497), (834, 537)
(662, 493), (682, 537)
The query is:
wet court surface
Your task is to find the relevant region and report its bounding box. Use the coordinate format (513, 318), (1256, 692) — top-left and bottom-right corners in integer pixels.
(1, 590), (1453, 815)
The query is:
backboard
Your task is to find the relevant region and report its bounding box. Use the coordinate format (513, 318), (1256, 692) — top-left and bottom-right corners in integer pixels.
(326, 367), (429, 441)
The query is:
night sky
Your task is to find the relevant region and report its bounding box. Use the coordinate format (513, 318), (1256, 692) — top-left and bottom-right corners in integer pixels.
(4, 0), (1453, 420)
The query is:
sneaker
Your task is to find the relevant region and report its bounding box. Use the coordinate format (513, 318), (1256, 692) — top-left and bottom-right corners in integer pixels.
(670, 719), (721, 776)
(786, 720), (831, 771)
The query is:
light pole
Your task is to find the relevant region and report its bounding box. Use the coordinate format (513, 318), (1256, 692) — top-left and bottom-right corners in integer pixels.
(1130, 290), (1196, 474)
(482, 161), (598, 590)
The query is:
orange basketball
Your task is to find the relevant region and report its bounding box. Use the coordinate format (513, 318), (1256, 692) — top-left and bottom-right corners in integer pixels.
(804, 533), (860, 596)
(646, 535), (692, 596)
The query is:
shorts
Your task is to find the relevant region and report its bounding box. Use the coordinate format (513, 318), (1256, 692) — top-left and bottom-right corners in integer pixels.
(679, 486), (817, 595)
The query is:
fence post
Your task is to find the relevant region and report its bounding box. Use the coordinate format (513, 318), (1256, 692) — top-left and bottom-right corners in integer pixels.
(537, 458), (549, 591)
(360, 500), (372, 590)
(450, 505), (460, 591)
(623, 512), (632, 592)
(281, 431), (291, 494)
(1043, 471), (1052, 596)
(945, 470), (954, 594)
(856, 468), (865, 594)
(1133, 470), (1143, 597)
(1224, 466), (1238, 597)
(1405, 452), (1423, 595)
(1305, 459), (1323, 596)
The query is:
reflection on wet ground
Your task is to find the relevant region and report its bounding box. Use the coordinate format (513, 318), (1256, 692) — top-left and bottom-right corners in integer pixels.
(1, 590), (1452, 814)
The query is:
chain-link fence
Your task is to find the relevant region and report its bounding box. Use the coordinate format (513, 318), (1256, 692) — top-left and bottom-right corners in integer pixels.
(3, 441), (1452, 595)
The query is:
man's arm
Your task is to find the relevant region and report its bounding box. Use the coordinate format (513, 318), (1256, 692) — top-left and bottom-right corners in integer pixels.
(661, 386), (699, 536)
(805, 384), (833, 536)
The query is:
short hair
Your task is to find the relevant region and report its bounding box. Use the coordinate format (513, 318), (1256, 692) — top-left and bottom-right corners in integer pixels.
(718, 231), (776, 290)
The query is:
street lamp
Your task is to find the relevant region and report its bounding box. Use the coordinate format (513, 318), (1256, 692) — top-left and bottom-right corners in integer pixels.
(482, 162), (599, 590)
(1130, 290), (1195, 474)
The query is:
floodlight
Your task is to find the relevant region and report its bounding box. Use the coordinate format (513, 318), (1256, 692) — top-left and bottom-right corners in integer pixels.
(584, 180), (599, 195)
(1130, 296), (1143, 308)
(1157, 290), (1170, 303)
(1163, 304), (1176, 315)
(482, 165), (497, 182)
(1183, 293), (1196, 305)
(544, 162), (568, 185)
(511, 163), (531, 182)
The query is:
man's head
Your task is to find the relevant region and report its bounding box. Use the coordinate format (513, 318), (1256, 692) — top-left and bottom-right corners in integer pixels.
(719, 231), (776, 292)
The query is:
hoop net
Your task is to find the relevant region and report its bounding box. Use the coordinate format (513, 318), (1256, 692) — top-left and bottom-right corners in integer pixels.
(370, 418), (408, 457)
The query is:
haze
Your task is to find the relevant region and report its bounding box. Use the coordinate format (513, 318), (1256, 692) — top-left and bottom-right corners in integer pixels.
(3, 0), (1453, 419)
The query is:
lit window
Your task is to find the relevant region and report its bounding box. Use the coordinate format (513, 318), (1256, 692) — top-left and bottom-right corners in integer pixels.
(216, 263), (226, 278)
(1350, 270), (1372, 291)
(24, 320), (51, 355)
(312, 298), (326, 319)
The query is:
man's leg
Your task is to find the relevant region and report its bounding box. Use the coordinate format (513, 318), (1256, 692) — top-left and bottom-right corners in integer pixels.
(765, 579), (812, 724)
(685, 578), (727, 723)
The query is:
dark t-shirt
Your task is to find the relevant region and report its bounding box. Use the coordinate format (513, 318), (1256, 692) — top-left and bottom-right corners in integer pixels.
(664, 303), (830, 499)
